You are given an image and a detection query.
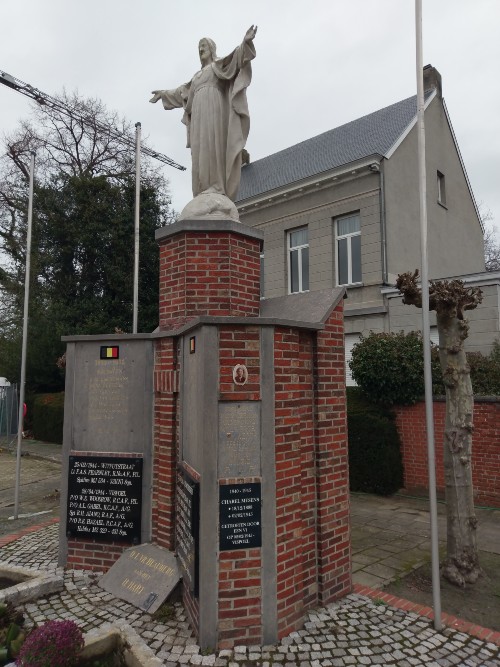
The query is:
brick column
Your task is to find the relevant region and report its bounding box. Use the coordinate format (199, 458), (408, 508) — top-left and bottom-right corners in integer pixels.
(156, 220), (262, 330)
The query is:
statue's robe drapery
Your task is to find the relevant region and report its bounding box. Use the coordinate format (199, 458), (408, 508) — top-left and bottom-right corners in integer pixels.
(156, 38), (255, 202)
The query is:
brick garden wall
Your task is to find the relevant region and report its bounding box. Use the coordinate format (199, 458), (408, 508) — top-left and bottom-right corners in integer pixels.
(394, 399), (500, 508)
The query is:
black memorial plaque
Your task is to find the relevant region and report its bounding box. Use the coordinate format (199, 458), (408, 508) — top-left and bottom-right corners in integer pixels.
(67, 455), (142, 543)
(219, 483), (262, 551)
(176, 470), (200, 595)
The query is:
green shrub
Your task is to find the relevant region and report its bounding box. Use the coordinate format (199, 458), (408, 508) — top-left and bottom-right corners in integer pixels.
(466, 351), (500, 395)
(32, 392), (64, 444)
(349, 332), (426, 405)
(350, 331), (500, 403)
(346, 388), (404, 496)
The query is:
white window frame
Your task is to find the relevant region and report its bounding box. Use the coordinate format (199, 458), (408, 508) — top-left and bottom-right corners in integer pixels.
(287, 226), (309, 294)
(437, 171), (447, 207)
(335, 213), (362, 286)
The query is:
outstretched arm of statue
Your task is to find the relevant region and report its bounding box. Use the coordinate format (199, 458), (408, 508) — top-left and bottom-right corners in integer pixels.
(244, 25), (257, 43)
(149, 90), (163, 103)
(149, 86), (186, 110)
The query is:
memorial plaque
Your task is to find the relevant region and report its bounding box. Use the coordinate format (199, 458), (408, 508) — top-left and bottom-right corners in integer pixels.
(219, 483), (262, 551)
(176, 470), (200, 596)
(67, 455), (142, 543)
(99, 543), (180, 613)
(218, 402), (261, 478)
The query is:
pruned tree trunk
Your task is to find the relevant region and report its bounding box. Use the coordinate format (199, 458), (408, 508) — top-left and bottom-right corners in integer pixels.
(396, 270), (482, 587)
(437, 310), (480, 586)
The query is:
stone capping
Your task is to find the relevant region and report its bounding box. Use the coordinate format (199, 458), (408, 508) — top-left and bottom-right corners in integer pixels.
(81, 621), (163, 667)
(155, 219), (264, 244)
(432, 395), (500, 403)
(344, 305), (387, 317)
(61, 332), (154, 342)
(0, 562), (63, 605)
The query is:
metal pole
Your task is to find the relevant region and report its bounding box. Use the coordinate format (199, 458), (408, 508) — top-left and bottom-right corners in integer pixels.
(14, 152), (35, 519)
(132, 122), (141, 334)
(415, 0), (442, 631)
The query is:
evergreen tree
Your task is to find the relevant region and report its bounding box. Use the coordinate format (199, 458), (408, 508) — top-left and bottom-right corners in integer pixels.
(0, 92), (175, 392)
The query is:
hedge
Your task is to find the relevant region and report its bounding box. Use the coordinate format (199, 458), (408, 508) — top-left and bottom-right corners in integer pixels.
(347, 388), (404, 496)
(350, 332), (500, 404)
(32, 392), (64, 444)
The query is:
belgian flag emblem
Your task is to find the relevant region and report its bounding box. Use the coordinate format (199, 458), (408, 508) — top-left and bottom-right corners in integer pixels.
(100, 346), (119, 360)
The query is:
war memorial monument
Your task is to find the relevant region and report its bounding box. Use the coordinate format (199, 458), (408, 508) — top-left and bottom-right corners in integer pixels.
(58, 26), (350, 649)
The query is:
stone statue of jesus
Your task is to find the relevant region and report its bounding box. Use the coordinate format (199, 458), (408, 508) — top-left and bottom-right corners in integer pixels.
(150, 26), (257, 220)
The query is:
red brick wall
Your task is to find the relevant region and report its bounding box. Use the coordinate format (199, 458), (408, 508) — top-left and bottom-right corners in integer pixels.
(219, 326), (261, 401)
(272, 306), (350, 638)
(152, 337), (179, 549)
(67, 540), (126, 571)
(394, 399), (500, 508)
(218, 548), (262, 647)
(314, 307), (351, 603)
(274, 326), (311, 636)
(158, 231), (261, 330)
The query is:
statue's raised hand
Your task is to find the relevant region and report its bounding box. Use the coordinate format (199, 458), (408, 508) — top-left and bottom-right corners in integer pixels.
(150, 91), (162, 104)
(244, 25), (257, 42)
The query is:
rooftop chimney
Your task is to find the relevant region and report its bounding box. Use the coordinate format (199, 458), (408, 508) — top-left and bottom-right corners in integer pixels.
(423, 64), (442, 98)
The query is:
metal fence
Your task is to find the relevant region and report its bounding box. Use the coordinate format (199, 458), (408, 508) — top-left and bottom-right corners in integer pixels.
(0, 383), (18, 444)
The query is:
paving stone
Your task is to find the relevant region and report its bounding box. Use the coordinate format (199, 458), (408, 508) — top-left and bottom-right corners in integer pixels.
(1, 524), (500, 666)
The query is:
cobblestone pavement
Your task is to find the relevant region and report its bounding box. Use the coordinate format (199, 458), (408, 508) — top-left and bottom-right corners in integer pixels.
(1, 524), (499, 666)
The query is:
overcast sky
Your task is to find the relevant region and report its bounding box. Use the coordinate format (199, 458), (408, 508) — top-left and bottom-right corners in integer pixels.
(1, 0), (499, 230)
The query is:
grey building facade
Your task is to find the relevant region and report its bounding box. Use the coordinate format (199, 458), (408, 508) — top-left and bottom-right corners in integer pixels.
(236, 66), (499, 382)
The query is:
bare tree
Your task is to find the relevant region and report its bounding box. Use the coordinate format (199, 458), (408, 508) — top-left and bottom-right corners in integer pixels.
(484, 225), (500, 272)
(477, 204), (500, 272)
(396, 270), (483, 587)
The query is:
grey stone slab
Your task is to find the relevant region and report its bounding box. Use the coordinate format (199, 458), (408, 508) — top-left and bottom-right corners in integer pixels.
(99, 543), (180, 613)
(362, 562), (401, 581)
(218, 402), (261, 477)
(351, 571), (385, 588)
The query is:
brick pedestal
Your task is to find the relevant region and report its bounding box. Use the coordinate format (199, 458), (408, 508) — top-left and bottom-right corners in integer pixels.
(152, 219), (351, 648)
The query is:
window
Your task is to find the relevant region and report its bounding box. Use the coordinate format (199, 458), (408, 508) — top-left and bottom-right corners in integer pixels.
(437, 171), (446, 206)
(288, 227), (309, 293)
(336, 213), (361, 286)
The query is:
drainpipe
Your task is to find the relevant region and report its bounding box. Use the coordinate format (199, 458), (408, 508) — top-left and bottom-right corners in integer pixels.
(379, 164), (388, 285)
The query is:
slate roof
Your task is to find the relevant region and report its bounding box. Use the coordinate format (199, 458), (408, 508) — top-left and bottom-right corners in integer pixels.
(237, 93), (428, 202)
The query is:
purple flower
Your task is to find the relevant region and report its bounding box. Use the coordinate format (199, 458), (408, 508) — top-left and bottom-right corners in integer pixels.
(16, 620), (84, 667)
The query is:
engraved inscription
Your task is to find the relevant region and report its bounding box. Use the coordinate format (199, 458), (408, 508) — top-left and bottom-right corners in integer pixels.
(67, 455), (142, 543)
(99, 543), (180, 613)
(176, 471), (199, 595)
(219, 483), (262, 551)
(88, 359), (128, 435)
(218, 402), (261, 478)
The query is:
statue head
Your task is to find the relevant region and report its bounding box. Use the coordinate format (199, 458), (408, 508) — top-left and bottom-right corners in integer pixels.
(198, 38), (217, 66)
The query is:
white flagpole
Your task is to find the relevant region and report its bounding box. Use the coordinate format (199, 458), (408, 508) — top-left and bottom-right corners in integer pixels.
(14, 151), (35, 519)
(415, 0), (442, 631)
(132, 122), (141, 334)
